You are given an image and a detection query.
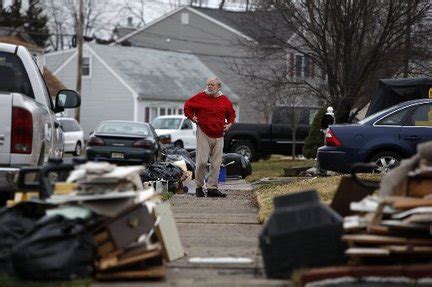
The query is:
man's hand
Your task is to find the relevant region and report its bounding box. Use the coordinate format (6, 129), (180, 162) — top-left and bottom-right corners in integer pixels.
(192, 116), (198, 123)
(223, 123), (232, 132)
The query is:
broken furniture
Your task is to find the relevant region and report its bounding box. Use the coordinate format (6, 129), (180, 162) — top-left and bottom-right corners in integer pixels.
(260, 190), (346, 279)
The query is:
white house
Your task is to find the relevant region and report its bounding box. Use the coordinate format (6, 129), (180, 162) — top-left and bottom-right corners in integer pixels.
(45, 43), (239, 135)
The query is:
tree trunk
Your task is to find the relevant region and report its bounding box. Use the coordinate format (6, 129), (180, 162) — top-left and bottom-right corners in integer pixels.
(219, 0), (225, 9)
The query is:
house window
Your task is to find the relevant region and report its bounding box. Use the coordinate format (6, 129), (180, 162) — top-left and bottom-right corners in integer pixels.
(151, 107), (158, 121)
(304, 55), (310, 78)
(145, 107), (150, 123)
(82, 56), (91, 77)
(167, 108), (172, 115)
(178, 108), (183, 115)
(295, 55), (302, 78)
(160, 108), (166, 116)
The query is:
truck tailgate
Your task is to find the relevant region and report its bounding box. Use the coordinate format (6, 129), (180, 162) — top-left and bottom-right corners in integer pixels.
(0, 93), (11, 165)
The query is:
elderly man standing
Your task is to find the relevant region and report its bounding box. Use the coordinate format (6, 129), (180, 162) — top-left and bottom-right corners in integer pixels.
(184, 77), (236, 197)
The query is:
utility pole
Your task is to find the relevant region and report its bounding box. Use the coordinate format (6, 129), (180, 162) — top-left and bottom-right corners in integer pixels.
(75, 0), (84, 123)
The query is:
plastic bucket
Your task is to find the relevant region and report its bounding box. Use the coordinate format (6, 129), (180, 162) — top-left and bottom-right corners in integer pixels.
(218, 166), (227, 182)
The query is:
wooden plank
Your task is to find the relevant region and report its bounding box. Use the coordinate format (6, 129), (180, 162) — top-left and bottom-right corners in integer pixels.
(94, 231), (109, 244)
(98, 241), (116, 258)
(342, 234), (432, 246)
(97, 246), (162, 271)
(95, 265), (166, 280)
(387, 245), (432, 255)
(346, 247), (390, 257)
(392, 198), (432, 210)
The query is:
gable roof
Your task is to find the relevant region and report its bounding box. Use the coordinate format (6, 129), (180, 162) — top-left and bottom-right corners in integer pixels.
(115, 6), (292, 45)
(90, 44), (238, 103)
(192, 7), (293, 44)
(115, 6), (254, 44)
(0, 35), (42, 52)
(47, 43), (239, 103)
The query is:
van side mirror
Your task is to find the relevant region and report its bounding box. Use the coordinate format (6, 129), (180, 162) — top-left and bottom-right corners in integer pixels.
(55, 89), (81, 112)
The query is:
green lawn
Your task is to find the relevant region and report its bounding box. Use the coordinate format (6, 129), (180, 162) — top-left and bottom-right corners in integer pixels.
(247, 156), (315, 182)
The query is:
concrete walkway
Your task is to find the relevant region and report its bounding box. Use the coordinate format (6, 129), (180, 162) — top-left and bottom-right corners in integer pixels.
(159, 179), (289, 286)
(97, 179), (291, 287)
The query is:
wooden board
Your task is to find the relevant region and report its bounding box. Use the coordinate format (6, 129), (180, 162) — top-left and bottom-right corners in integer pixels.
(95, 265), (166, 280)
(153, 202), (185, 262)
(97, 245), (162, 271)
(346, 247), (390, 257)
(342, 234), (432, 246)
(392, 198), (432, 210)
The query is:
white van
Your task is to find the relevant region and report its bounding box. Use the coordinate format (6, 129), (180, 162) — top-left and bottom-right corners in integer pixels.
(152, 115), (196, 150)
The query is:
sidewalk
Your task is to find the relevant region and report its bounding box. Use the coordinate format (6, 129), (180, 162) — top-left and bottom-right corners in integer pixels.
(96, 179), (291, 286)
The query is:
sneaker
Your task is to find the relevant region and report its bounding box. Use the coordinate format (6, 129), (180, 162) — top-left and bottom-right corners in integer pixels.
(196, 187), (205, 197)
(207, 188), (227, 198)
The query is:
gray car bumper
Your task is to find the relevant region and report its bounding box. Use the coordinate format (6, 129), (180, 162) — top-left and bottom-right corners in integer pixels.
(0, 168), (19, 193)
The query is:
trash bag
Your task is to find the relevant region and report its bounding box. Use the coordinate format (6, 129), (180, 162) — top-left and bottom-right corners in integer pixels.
(165, 154), (196, 175)
(163, 147), (196, 173)
(162, 146), (192, 160)
(223, 153), (252, 179)
(0, 202), (45, 276)
(140, 162), (184, 192)
(12, 215), (96, 280)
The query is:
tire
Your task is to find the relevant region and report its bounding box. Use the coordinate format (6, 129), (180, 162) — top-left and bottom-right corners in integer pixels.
(73, 142), (82, 156)
(230, 141), (256, 162)
(369, 151), (401, 173)
(174, 140), (184, 148)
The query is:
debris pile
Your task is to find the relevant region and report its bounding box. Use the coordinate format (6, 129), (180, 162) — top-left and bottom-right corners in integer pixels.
(1, 161), (185, 281)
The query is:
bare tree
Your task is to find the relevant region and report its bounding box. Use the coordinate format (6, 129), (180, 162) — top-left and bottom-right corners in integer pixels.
(238, 0), (432, 123)
(43, 0), (111, 49)
(120, 0), (146, 27)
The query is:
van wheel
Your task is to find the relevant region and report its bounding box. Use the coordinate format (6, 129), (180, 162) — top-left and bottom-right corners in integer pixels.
(369, 151), (401, 173)
(74, 142), (82, 156)
(174, 140), (184, 148)
(231, 141), (256, 162)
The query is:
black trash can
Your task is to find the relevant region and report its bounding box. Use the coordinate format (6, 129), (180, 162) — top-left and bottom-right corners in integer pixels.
(259, 190), (346, 278)
(223, 153), (252, 179)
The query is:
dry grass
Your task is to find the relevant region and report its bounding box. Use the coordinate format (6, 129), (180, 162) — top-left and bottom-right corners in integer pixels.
(255, 176), (344, 223)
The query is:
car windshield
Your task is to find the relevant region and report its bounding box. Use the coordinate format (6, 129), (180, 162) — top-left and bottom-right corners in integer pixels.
(96, 122), (150, 136)
(358, 104), (406, 124)
(60, 119), (81, 132)
(152, 118), (182, 129)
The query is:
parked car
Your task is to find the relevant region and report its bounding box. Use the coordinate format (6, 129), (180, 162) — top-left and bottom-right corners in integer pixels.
(58, 117), (84, 156)
(152, 115), (196, 150)
(86, 120), (161, 164)
(318, 99), (432, 173)
(0, 43), (80, 194)
(224, 107), (319, 161)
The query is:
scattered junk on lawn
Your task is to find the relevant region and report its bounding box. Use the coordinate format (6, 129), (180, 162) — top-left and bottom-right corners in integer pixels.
(261, 141), (432, 285)
(0, 157), (185, 281)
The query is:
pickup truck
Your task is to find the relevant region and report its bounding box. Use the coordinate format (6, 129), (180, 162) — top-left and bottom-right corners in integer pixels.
(224, 107), (319, 161)
(0, 43), (80, 195)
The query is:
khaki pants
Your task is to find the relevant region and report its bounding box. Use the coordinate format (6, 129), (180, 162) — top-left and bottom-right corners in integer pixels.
(195, 127), (224, 189)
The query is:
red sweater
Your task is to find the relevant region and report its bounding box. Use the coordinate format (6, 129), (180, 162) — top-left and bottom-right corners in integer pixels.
(184, 92), (236, 138)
